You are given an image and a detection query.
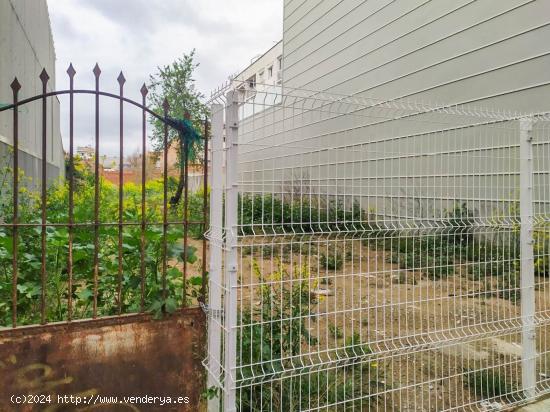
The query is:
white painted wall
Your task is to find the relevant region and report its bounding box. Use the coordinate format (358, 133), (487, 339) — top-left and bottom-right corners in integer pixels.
(0, 0), (64, 184)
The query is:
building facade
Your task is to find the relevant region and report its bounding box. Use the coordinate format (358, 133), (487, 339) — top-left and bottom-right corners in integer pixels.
(232, 41), (283, 101)
(0, 0), (65, 185)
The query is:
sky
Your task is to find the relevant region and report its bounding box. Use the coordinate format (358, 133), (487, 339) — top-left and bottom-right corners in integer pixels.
(48, 0), (283, 156)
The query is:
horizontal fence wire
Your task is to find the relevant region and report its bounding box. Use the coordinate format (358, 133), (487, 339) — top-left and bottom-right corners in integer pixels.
(207, 88), (550, 411)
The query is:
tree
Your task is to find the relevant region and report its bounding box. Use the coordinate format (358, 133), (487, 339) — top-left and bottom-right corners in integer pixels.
(147, 50), (208, 205)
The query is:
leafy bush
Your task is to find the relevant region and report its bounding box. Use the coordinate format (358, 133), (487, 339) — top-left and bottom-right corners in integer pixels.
(238, 194), (364, 235)
(466, 369), (514, 400)
(328, 323), (343, 339)
(237, 262), (378, 411)
(383, 235), (456, 279)
(534, 226), (550, 277)
(320, 250), (343, 271)
(0, 154), (204, 326)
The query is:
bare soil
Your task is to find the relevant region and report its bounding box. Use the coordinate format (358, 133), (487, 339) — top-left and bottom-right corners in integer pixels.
(230, 238), (550, 411)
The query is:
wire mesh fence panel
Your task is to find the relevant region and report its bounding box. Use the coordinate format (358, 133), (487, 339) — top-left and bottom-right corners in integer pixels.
(206, 86), (550, 412)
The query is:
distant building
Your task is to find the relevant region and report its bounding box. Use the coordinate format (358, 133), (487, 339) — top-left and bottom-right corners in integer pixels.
(76, 146), (95, 161)
(100, 155), (120, 171)
(232, 41), (283, 102)
(0, 0), (65, 185)
(98, 143), (204, 192)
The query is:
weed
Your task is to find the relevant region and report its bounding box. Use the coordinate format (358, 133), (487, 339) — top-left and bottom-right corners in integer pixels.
(466, 369), (514, 400)
(320, 250), (343, 271)
(237, 263), (379, 411)
(328, 323), (343, 339)
(0, 154), (204, 326)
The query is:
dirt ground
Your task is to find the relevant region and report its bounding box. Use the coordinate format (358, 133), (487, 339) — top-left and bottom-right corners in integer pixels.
(227, 237), (550, 411)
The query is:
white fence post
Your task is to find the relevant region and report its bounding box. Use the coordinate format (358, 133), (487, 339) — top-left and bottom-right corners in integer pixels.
(520, 116), (536, 400)
(207, 103), (224, 412)
(223, 91), (239, 411)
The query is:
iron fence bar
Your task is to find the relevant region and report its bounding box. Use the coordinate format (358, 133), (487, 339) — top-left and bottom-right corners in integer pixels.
(117, 72), (126, 315)
(39, 69), (49, 325)
(140, 84), (148, 312)
(93, 63), (101, 318)
(67, 64), (76, 322)
(201, 118), (209, 301)
(162, 98), (169, 306)
(10, 78), (20, 329)
(182, 114), (190, 308)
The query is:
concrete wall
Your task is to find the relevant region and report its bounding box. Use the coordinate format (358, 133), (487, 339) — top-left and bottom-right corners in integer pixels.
(0, 0), (64, 186)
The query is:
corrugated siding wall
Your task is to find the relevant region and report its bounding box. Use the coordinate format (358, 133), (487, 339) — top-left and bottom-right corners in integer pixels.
(240, 0), (550, 218)
(283, 0), (550, 112)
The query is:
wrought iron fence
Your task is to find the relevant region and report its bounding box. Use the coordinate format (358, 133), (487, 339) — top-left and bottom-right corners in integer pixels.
(206, 86), (550, 411)
(0, 65), (209, 328)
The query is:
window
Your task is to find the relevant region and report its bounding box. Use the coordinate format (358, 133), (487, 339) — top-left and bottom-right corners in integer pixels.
(268, 66), (273, 78)
(245, 75), (257, 100)
(277, 55), (282, 70)
(258, 70), (264, 83)
(247, 75), (256, 89)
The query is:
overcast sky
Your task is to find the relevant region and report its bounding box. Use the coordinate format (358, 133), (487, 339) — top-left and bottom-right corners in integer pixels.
(48, 0), (282, 156)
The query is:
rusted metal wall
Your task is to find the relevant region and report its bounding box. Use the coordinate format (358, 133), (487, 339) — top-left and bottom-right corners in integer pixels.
(0, 308), (206, 411)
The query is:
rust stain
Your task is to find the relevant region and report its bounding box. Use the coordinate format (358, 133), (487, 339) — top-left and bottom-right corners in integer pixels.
(0, 309), (206, 412)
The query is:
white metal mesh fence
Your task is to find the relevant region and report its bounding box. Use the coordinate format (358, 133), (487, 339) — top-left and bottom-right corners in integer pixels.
(206, 87), (550, 412)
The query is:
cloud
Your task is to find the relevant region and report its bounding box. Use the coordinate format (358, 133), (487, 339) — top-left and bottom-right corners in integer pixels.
(48, 0), (282, 155)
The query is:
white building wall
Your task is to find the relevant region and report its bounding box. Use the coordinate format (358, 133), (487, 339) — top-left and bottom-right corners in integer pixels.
(233, 41), (283, 90)
(230, 41), (283, 118)
(245, 0), (550, 218)
(283, 0), (550, 113)
(0, 0), (64, 184)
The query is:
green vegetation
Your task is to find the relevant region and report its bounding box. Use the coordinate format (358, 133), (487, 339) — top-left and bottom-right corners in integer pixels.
(320, 250), (343, 271)
(466, 369), (514, 400)
(237, 262), (379, 411)
(148, 50), (208, 206)
(238, 194), (364, 235)
(239, 197), (533, 306)
(328, 323), (343, 339)
(377, 204), (525, 303)
(0, 154), (205, 326)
